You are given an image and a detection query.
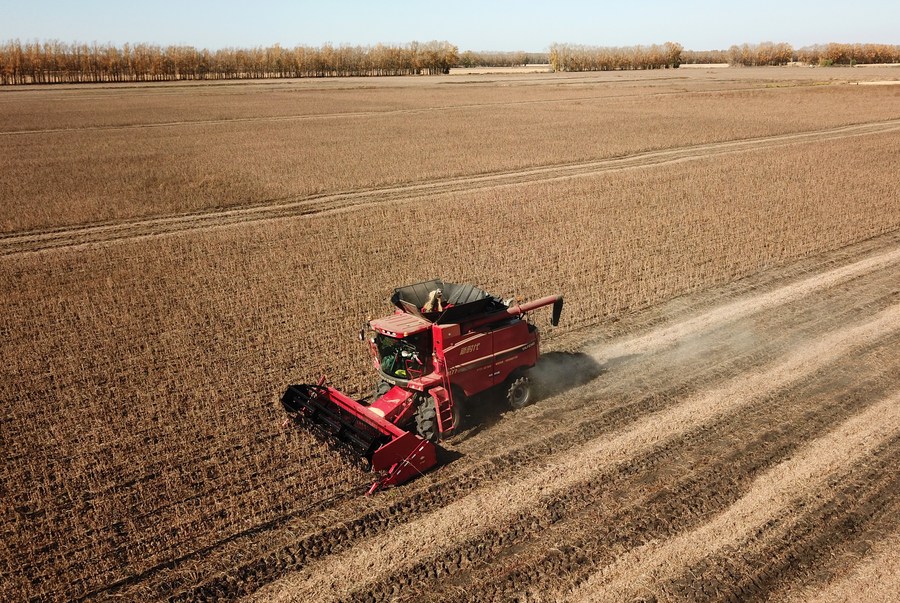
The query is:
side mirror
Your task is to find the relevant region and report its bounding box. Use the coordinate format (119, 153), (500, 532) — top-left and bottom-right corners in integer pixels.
(358, 328), (365, 342)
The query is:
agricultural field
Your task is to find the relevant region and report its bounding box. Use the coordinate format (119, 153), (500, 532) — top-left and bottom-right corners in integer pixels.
(1, 66), (899, 601)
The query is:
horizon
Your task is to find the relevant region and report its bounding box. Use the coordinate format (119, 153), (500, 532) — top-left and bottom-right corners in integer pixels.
(3, 39), (897, 55)
(5, 0), (900, 54)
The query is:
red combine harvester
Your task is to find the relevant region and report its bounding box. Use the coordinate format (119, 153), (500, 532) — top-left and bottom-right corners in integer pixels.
(282, 280), (563, 494)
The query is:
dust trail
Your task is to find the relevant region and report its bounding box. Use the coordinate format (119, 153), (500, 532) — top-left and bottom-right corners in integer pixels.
(245, 304), (900, 603)
(588, 244), (900, 364)
(566, 389), (900, 603)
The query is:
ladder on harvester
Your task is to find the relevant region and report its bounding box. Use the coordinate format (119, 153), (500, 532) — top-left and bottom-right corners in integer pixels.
(430, 385), (456, 438)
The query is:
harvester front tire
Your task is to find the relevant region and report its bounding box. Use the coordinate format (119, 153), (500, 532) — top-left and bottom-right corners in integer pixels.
(414, 397), (439, 442)
(374, 380), (392, 399)
(507, 375), (534, 410)
(449, 386), (466, 434)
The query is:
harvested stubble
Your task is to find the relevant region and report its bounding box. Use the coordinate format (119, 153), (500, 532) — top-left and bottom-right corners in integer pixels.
(776, 532), (900, 603)
(1, 71), (899, 232)
(1, 129), (899, 600)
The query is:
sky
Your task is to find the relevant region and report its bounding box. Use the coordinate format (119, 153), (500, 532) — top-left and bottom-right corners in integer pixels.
(3, 0), (899, 51)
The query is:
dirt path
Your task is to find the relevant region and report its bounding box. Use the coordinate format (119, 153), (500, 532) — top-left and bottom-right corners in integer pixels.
(177, 236), (900, 603)
(2, 119), (898, 257)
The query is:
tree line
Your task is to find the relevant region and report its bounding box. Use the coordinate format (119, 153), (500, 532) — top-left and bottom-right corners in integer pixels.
(458, 50), (549, 67)
(549, 43), (684, 71)
(724, 42), (795, 66)
(683, 42), (900, 66)
(2, 39), (899, 85)
(797, 43), (900, 66)
(549, 41), (900, 70)
(0, 40), (460, 84)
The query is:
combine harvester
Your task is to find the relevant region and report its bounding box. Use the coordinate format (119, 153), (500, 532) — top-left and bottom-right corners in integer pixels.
(282, 280), (563, 493)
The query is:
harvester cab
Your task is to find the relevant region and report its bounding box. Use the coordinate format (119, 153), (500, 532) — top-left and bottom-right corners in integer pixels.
(282, 279), (562, 494)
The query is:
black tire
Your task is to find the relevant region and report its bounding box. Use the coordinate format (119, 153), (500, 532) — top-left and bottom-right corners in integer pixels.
(448, 386), (466, 434)
(374, 380), (392, 399)
(414, 396), (439, 442)
(506, 375), (534, 410)
(416, 390), (467, 440)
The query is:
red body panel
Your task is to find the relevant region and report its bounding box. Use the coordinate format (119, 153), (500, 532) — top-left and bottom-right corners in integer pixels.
(439, 327), (496, 394)
(369, 432), (437, 494)
(369, 385), (418, 424)
(370, 311), (431, 338)
(429, 318), (537, 397)
(373, 298), (556, 400)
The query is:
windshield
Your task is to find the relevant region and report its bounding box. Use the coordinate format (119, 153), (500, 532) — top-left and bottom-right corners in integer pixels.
(375, 333), (429, 380)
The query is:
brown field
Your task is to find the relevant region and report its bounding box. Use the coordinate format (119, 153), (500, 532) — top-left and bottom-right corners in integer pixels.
(1, 66), (899, 601)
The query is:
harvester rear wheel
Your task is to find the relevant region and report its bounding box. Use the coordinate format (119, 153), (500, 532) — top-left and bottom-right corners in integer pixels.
(414, 396), (439, 442)
(506, 375), (534, 410)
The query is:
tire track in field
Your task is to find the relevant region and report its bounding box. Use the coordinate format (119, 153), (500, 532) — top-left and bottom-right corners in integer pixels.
(246, 303), (900, 603)
(566, 390), (900, 602)
(349, 333), (900, 602)
(114, 246), (900, 602)
(775, 532), (900, 603)
(660, 444), (900, 603)
(2, 119), (899, 257)
(586, 244), (900, 364)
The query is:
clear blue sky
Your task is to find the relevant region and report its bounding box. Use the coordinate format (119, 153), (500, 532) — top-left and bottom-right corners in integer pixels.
(3, 0), (898, 51)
